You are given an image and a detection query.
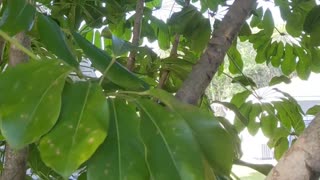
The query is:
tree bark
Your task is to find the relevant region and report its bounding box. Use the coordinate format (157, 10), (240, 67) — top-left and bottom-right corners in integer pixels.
(126, 0), (144, 71)
(175, 0), (256, 105)
(266, 114), (320, 180)
(1, 32), (30, 180)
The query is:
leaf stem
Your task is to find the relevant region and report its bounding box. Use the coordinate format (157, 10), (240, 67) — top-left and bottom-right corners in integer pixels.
(99, 56), (116, 85)
(0, 30), (39, 60)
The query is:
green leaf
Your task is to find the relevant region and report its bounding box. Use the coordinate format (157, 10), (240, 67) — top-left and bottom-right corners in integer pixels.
(269, 75), (291, 86)
(200, 0), (223, 11)
(231, 75), (257, 87)
(28, 145), (62, 179)
(39, 82), (109, 178)
(260, 114), (277, 138)
(212, 101), (249, 126)
(295, 47), (311, 80)
(0, 60), (72, 149)
(255, 40), (270, 64)
(286, 11), (304, 37)
(281, 44), (296, 75)
(238, 22), (251, 37)
(37, 13), (79, 68)
(303, 5), (320, 33)
(262, 9), (274, 36)
(72, 32), (149, 91)
(274, 137), (289, 160)
(230, 90), (251, 108)
(228, 43), (243, 74)
(306, 105), (320, 115)
(136, 99), (207, 179)
(0, 0), (36, 35)
(310, 25), (320, 46)
(145, 89), (235, 176)
(247, 104), (262, 136)
(112, 35), (133, 56)
(87, 99), (148, 180)
(94, 30), (102, 49)
(271, 42), (284, 67)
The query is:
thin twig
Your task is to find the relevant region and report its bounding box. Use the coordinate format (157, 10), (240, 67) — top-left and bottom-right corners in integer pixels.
(126, 0), (144, 71)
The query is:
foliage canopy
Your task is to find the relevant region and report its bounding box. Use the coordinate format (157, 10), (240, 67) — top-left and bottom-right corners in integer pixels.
(0, 0), (319, 179)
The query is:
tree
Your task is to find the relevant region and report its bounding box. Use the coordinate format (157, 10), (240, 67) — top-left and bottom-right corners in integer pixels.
(0, 0), (319, 179)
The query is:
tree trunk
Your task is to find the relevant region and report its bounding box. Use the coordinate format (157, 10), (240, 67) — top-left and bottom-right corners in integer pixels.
(176, 0), (256, 105)
(266, 114), (320, 180)
(1, 32), (30, 180)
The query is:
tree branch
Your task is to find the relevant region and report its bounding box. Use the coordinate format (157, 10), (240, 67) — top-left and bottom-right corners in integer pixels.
(126, 0), (144, 71)
(175, 0), (256, 104)
(266, 114), (320, 180)
(158, 0), (190, 89)
(158, 33), (180, 89)
(1, 32), (30, 180)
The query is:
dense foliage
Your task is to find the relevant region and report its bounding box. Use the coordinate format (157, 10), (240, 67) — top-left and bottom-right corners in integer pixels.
(0, 0), (319, 179)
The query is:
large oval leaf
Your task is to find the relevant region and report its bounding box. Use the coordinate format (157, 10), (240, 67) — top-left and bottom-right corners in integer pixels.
(72, 32), (149, 91)
(144, 89), (235, 176)
(0, 60), (72, 149)
(39, 82), (109, 178)
(136, 98), (207, 179)
(87, 99), (148, 180)
(0, 0), (35, 35)
(36, 13), (79, 68)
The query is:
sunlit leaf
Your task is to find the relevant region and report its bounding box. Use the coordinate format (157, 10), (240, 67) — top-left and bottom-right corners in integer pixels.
(0, 60), (72, 149)
(39, 82), (109, 178)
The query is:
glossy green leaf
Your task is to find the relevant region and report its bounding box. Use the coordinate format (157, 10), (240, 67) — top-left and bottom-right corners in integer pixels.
(72, 32), (149, 91)
(274, 137), (289, 160)
(306, 105), (320, 115)
(37, 13), (79, 68)
(0, 60), (72, 149)
(136, 99), (206, 179)
(87, 99), (148, 180)
(269, 75), (291, 86)
(39, 82), (109, 178)
(260, 114), (277, 138)
(281, 44), (295, 75)
(145, 89), (235, 176)
(0, 0), (35, 35)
